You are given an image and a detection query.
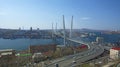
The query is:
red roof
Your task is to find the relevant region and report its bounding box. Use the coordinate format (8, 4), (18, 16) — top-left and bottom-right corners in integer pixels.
(112, 47), (120, 50)
(75, 45), (87, 49)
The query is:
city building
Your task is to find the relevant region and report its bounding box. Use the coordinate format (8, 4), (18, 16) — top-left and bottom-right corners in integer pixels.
(30, 27), (32, 31)
(37, 28), (39, 31)
(110, 47), (120, 60)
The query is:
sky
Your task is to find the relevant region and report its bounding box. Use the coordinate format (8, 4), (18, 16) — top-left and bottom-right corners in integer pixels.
(0, 0), (120, 30)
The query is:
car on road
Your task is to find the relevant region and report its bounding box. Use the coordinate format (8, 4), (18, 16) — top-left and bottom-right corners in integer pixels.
(55, 63), (59, 67)
(72, 60), (76, 63)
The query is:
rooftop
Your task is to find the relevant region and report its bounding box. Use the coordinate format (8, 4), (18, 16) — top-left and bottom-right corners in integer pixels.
(0, 49), (14, 52)
(111, 47), (120, 50)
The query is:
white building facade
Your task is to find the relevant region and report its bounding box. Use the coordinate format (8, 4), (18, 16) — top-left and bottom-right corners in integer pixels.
(110, 47), (120, 60)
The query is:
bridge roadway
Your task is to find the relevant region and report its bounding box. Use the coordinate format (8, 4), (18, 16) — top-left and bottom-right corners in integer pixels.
(103, 46), (112, 51)
(45, 33), (104, 67)
(54, 32), (90, 49)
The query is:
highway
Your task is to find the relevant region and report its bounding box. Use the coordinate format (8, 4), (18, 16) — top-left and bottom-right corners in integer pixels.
(45, 32), (104, 67)
(67, 45), (104, 67)
(45, 41), (104, 67)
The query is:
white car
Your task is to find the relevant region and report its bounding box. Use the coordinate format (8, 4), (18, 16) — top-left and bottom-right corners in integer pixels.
(72, 60), (76, 63)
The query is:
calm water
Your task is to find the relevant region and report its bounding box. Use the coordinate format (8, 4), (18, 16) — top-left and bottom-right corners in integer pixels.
(0, 38), (54, 50)
(74, 32), (120, 43)
(0, 32), (120, 50)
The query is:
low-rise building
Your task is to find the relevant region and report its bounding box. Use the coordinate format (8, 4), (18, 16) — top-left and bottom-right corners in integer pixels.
(110, 47), (120, 60)
(0, 49), (16, 67)
(0, 49), (15, 57)
(32, 52), (43, 58)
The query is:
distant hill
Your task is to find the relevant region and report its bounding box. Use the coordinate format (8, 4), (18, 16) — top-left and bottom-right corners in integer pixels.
(0, 28), (120, 34)
(72, 28), (120, 34)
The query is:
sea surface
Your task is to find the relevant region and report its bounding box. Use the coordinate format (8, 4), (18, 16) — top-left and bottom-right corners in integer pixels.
(75, 32), (120, 43)
(0, 38), (54, 50)
(0, 32), (120, 50)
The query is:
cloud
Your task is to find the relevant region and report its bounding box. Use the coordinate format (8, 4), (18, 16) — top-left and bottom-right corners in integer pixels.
(80, 17), (91, 20)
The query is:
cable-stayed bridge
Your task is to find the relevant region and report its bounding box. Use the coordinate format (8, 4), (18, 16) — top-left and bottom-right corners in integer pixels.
(46, 15), (104, 67)
(45, 30), (104, 67)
